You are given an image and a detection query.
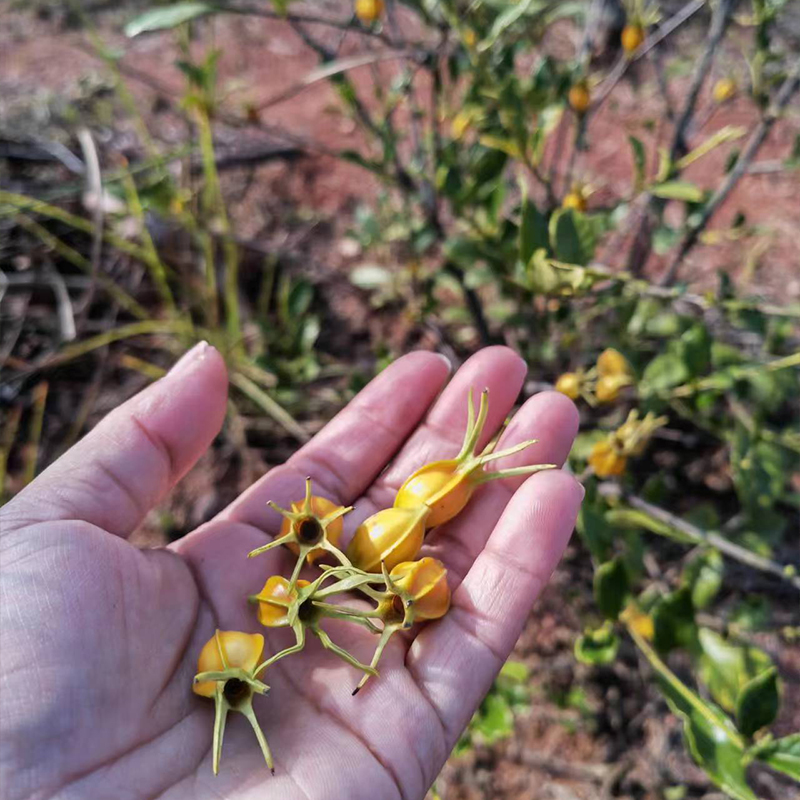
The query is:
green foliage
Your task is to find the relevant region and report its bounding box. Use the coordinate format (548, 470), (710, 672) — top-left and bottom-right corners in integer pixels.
(455, 661), (531, 754)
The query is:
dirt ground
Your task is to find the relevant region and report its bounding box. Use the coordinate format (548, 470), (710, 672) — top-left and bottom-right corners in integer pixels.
(2, 4), (799, 798)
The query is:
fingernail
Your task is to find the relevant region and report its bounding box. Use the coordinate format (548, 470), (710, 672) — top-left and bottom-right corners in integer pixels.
(168, 341), (209, 378)
(434, 352), (453, 373)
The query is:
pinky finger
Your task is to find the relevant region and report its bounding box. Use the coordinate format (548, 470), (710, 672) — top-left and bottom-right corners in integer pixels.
(405, 469), (583, 744)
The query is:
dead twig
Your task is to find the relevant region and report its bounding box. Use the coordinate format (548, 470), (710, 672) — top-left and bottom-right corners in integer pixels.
(661, 56), (800, 285)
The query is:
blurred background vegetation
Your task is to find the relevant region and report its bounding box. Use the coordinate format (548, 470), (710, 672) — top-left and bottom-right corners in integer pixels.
(1, 1), (799, 798)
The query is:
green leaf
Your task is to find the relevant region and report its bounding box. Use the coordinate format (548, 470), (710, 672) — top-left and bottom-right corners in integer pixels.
(650, 180), (705, 203)
(641, 351), (690, 393)
(519, 194), (549, 264)
(574, 623), (619, 665)
(576, 500), (614, 562)
(682, 550), (723, 610)
(750, 733), (800, 781)
(697, 628), (772, 713)
(736, 667), (780, 738)
(125, 2), (216, 37)
(653, 587), (698, 654)
(478, 134), (522, 159)
(471, 692), (514, 742)
(548, 208), (598, 266)
(479, 0), (548, 52)
(680, 324), (712, 376)
(594, 557), (629, 619)
(499, 660), (529, 683)
(630, 630), (755, 800)
(628, 135), (646, 190)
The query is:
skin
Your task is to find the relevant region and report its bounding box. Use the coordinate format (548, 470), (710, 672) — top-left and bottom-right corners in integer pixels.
(0, 344), (582, 800)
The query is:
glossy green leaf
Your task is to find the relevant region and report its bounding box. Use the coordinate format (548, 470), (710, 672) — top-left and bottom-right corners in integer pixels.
(594, 557), (629, 619)
(548, 208), (598, 266)
(629, 629), (755, 800)
(641, 351), (690, 393)
(736, 667), (780, 738)
(519, 194), (549, 264)
(125, 2), (216, 37)
(682, 550), (723, 610)
(697, 628), (772, 713)
(749, 733), (800, 781)
(653, 587), (698, 654)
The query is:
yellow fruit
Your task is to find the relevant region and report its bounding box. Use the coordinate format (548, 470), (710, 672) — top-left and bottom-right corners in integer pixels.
(192, 630), (272, 775)
(390, 557), (451, 622)
(595, 375), (625, 403)
(713, 78), (736, 103)
(588, 439), (627, 477)
(347, 506), (429, 573)
(355, 0), (383, 24)
(621, 24), (645, 55)
(562, 192), (587, 212)
(281, 495), (345, 564)
(394, 389), (555, 529)
(555, 372), (582, 400)
(568, 82), (591, 114)
(193, 631), (264, 699)
(463, 28), (477, 48)
(596, 348), (631, 378)
(251, 576), (310, 628)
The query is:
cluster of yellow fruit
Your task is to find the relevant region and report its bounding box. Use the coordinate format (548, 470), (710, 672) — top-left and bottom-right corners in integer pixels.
(191, 389), (555, 774)
(588, 409), (667, 477)
(556, 348), (634, 405)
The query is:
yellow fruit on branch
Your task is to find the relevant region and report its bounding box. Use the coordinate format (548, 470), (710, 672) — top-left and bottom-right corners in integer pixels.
(355, 0), (384, 24)
(568, 82), (591, 114)
(713, 78), (737, 103)
(621, 24), (645, 55)
(555, 372), (583, 399)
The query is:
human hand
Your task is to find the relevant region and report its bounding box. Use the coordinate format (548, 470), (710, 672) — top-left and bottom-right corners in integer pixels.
(0, 344), (581, 800)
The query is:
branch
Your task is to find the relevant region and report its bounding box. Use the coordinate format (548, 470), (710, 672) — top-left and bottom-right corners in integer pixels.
(598, 484), (800, 591)
(669, 0), (736, 160)
(661, 57), (800, 285)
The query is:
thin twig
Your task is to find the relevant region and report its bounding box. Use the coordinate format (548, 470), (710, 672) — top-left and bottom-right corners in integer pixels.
(598, 484), (800, 591)
(661, 56), (800, 285)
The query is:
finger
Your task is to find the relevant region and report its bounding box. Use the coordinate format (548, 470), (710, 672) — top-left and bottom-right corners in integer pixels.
(218, 350), (452, 534)
(406, 469), (583, 744)
(3, 342), (228, 538)
(349, 346), (528, 526)
(421, 390), (579, 583)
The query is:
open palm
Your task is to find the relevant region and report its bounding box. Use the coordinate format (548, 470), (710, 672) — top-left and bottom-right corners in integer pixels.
(0, 345), (581, 800)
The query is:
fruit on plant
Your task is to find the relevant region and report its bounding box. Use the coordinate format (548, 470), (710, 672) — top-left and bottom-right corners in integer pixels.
(394, 388), (555, 529)
(355, 0), (383, 24)
(621, 23), (645, 55)
(463, 28), (477, 48)
(588, 439), (627, 477)
(346, 505), (429, 572)
(594, 348), (633, 403)
(596, 347), (630, 378)
(713, 77), (736, 103)
(555, 372), (582, 399)
(562, 191), (587, 212)
(192, 630), (273, 775)
(568, 81), (591, 114)
(251, 575), (310, 627)
(248, 478), (352, 587)
(354, 557), (450, 693)
(595, 374), (626, 403)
